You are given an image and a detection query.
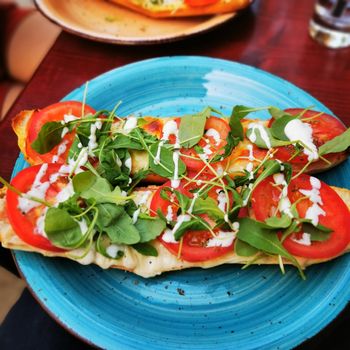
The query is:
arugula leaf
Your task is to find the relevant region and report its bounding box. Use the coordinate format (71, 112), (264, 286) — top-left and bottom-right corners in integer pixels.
(104, 210), (140, 245)
(237, 217), (305, 278)
(57, 193), (83, 216)
(132, 243), (158, 257)
(174, 218), (208, 241)
(302, 223), (332, 242)
(270, 115), (297, 141)
(246, 125), (286, 149)
(95, 203), (124, 230)
(179, 107), (210, 148)
(73, 171), (127, 205)
(192, 196), (224, 220)
(235, 239), (258, 257)
(134, 216), (166, 243)
(111, 133), (144, 150)
(211, 107), (244, 162)
(268, 107), (292, 120)
(229, 107), (244, 140)
(232, 105), (254, 119)
(318, 128), (350, 155)
(44, 208), (83, 248)
(253, 160), (282, 190)
(149, 143), (186, 178)
(31, 121), (65, 154)
(265, 215), (292, 229)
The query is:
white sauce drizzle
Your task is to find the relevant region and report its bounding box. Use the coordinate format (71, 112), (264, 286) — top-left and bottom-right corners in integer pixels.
(125, 158), (132, 172)
(132, 190), (152, 224)
(88, 120), (102, 154)
(284, 119), (319, 161)
(106, 244), (125, 258)
(61, 127), (69, 138)
(162, 214), (191, 243)
(216, 189), (227, 213)
(166, 205), (174, 222)
(188, 193), (199, 214)
(206, 231), (236, 248)
(247, 123), (272, 149)
(123, 116), (138, 131)
(51, 140), (69, 163)
(246, 162), (254, 180)
(292, 232), (312, 246)
(18, 164), (50, 214)
(299, 177), (325, 226)
(273, 173), (293, 218)
(63, 114), (79, 124)
(247, 144), (254, 161)
(205, 128), (221, 146)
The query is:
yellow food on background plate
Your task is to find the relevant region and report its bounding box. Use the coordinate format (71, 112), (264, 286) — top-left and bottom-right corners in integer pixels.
(107, 0), (253, 18)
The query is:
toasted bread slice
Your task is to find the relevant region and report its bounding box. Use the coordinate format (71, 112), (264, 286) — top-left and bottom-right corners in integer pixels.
(14, 110), (347, 179)
(1, 186), (350, 278)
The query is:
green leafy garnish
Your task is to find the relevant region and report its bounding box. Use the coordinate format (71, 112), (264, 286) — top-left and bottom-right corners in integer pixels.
(179, 107), (210, 148)
(132, 243), (158, 257)
(318, 128), (350, 156)
(31, 121), (65, 154)
(44, 208), (84, 248)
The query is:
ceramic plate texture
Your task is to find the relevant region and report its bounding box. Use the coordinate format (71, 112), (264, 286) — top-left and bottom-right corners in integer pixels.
(13, 57), (350, 350)
(34, 0), (236, 45)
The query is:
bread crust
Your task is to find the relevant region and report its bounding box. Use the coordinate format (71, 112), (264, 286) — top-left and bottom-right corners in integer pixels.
(108, 0), (252, 18)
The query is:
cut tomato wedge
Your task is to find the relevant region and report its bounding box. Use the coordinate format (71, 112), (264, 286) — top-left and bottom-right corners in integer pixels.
(26, 101), (96, 164)
(268, 109), (347, 167)
(6, 164), (71, 252)
(251, 174), (350, 259)
(150, 176), (241, 262)
(180, 116), (230, 174)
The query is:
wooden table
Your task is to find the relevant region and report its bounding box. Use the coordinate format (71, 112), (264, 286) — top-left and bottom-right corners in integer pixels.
(1, 0), (350, 348)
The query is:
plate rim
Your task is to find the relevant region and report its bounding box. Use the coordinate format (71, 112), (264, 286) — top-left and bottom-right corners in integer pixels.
(11, 56), (350, 349)
(34, 0), (237, 45)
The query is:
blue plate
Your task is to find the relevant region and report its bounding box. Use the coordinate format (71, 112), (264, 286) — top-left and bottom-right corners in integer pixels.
(13, 57), (350, 349)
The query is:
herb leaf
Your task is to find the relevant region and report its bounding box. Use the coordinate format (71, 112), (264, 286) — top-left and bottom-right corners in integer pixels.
(235, 239), (258, 257)
(132, 243), (158, 257)
(104, 210), (140, 245)
(73, 172), (127, 205)
(134, 216), (166, 243)
(44, 208), (83, 248)
(179, 107), (210, 148)
(270, 115), (297, 141)
(237, 217), (305, 278)
(31, 121), (65, 154)
(192, 196), (224, 220)
(149, 143), (186, 178)
(318, 128), (350, 156)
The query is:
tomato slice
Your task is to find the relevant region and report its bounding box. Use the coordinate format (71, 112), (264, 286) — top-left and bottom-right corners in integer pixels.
(26, 101), (96, 164)
(6, 164), (71, 252)
(181, 116), (230, 173)
(251, 174), (350, 259)
(268, 109), (347, 166)
(150, 176), (240, 262)
(185, 0), (219, 7)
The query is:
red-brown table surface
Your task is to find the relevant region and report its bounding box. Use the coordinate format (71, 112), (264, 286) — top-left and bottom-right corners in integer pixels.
(1, 0), (350, 349)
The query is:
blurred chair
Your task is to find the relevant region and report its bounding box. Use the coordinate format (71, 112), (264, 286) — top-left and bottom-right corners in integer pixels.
(0, 0), (61, 120)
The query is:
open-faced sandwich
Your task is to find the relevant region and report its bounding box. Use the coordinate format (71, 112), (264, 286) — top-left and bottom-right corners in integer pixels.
(1, 101), (350, 278)
(108, 0), (253, 18)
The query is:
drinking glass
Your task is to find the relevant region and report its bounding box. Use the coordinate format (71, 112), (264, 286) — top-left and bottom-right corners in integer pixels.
(309, 0), (350, 48)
